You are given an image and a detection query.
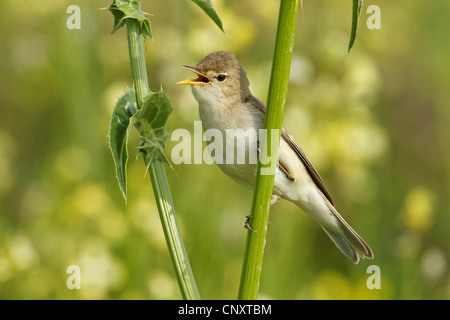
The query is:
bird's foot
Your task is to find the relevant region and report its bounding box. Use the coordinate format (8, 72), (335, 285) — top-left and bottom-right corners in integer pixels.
(244, 215), (272, 232)
(271, 195), (280, 205)
(244, 215), (256, 233)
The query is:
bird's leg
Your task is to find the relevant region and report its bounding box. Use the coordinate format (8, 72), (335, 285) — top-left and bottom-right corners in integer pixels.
(244, 147), (278, 232)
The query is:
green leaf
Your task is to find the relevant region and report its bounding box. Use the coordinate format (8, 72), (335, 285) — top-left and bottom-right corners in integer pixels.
(348, 0), (364, 52)
(108, 0), (153, 39)
(109, 88), (138, 201)
(190, 0), (224, 31)
(134, 89), (173, 170)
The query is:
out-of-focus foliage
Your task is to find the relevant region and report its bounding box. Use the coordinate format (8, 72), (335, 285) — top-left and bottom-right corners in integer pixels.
(0, 0), (449, 299)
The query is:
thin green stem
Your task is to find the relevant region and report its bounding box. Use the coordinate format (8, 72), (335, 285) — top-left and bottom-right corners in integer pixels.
(238, 0), (299, 300)
(125, 19), (200, 300)
(126, 19), (150, 106)
(149, 161), (200, 300)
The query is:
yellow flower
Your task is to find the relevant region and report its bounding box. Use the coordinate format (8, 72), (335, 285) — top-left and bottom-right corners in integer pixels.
(402, 187), (435, 233)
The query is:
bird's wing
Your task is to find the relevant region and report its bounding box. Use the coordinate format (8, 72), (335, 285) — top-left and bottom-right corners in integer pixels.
(280, 127), (335, 206)
(250, 96), (335, 207)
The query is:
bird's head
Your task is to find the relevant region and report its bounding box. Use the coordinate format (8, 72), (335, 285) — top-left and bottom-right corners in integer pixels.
(177, 51), (251, 105)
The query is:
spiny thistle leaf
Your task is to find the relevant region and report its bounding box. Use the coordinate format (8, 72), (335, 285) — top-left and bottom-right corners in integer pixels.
(109, 88), (138, 201)
(134, 90), (174, 172)
(108, 0), (153, 39)
(190, 0), (224, 31)
(109, 89), (173, 201)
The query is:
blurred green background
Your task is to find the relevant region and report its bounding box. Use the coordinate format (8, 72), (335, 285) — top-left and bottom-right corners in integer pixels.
(0, 0), (449, 299)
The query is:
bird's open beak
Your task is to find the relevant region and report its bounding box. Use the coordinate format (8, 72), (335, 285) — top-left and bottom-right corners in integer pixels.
(177, 65), (211, 86)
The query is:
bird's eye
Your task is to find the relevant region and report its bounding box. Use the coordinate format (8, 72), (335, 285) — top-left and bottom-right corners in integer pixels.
(217, 74), (227, 82)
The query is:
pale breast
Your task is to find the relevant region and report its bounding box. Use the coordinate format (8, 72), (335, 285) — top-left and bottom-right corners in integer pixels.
(198, 98), (262, 188)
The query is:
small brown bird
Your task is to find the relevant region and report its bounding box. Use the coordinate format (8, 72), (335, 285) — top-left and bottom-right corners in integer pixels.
(178, 51), (373, 263)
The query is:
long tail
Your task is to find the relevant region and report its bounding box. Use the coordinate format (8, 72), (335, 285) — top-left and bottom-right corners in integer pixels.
(297, 192), (374, 264)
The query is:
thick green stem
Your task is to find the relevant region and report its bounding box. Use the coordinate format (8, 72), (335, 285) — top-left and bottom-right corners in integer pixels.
(126, 19), (200, 300)
(238, 0), (299, 300)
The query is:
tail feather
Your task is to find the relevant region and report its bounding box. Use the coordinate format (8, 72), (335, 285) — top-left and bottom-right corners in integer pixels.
(322, 198), (374, 264)
(296, 191), (374, 264)
(322, 228), (360, 263)
(322, 225), (373, 264)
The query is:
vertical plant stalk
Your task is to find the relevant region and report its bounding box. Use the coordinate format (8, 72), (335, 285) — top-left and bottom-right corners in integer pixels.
(126, 19), (200, 300)
(126, 20), (150, 105)
(238, 0), (299, 300)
